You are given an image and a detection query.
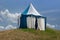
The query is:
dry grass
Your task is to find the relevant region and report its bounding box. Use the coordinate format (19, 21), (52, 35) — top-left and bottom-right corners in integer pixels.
(0, 28), (60, 40)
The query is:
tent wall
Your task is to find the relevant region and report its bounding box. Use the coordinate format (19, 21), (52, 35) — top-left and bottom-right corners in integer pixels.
(27, 16), (36, 29)
(37, 17), (45, 30)
(27, 16), (32, 28)
(20, 16), (27, 28)
(31, 17), (36, 29)
(19, 15), (46, 30)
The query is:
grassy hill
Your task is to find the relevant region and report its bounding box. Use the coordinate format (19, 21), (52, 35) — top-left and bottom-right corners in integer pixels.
(0, 28), (60, 40)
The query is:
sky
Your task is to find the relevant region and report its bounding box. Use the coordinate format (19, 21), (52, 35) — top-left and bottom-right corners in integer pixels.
(0, 0), (60, 30)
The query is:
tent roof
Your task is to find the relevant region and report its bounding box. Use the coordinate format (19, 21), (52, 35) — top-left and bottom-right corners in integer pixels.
(22, 3), (41, 16)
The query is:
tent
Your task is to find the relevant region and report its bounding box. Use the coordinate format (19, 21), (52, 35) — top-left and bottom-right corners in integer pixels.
(19, 3), (46, 30)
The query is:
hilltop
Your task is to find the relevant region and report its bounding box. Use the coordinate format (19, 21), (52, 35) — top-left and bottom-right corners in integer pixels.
(0, 28), (60, 40)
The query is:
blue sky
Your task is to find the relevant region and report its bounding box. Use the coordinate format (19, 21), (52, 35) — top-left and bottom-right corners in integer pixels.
(0, 0), (60, 30)
(0, 0), (60, 12)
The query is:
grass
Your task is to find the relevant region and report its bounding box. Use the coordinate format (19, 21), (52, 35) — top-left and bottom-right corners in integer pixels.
(0, 28), (60, 40)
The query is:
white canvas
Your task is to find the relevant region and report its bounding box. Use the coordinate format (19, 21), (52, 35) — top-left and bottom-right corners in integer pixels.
(27, 16), (36, 29)
(27, 4), (41, 16)
(31, 17), (36, 29)
(37, 18), (45, 30)
(27, 17), (32, 28)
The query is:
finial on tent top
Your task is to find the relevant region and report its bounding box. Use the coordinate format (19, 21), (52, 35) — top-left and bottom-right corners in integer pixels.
(30, 3), (33, 6)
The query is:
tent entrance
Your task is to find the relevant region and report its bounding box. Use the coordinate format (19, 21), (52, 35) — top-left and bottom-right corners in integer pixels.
(35, 18), (38, 30)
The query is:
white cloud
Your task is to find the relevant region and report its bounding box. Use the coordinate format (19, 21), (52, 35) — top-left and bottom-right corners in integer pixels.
(47, 23), (56, 28)
(5, 25), (17, 30)
(0, 26), (5, 31)
(0, 9), (21, 23)
(0, 9), (21, 31)
(0, 25), (17, 31)
(0, 26), (4, 29)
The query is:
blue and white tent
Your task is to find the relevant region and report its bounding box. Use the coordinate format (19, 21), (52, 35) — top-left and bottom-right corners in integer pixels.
(22, 3), (41, 16)
(19, 3), (46, 30)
